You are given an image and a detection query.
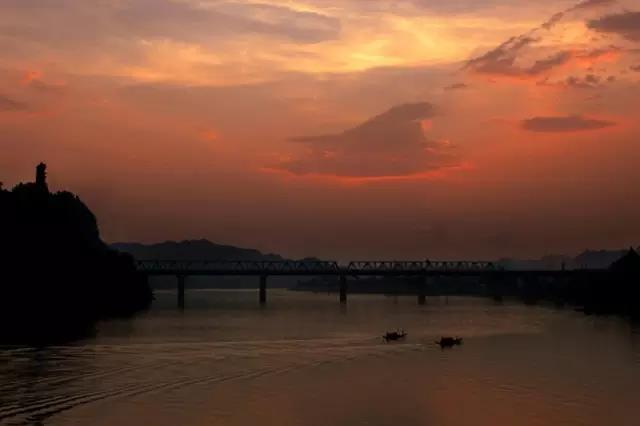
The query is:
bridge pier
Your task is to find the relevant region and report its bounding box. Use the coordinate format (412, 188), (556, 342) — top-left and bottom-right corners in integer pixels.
(418, 276), (427, 305)
(259, 275), (267, 305)
(177, 274), (186, 309)
(339, 275), (348, 304)
(486, 272), (506, 302)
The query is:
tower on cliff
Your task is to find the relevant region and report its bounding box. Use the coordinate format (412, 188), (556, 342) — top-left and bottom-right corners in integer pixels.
(35, 162), (48, 192)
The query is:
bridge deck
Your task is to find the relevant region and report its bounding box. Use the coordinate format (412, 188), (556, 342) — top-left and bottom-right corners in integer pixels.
(136, 260), (603, 277)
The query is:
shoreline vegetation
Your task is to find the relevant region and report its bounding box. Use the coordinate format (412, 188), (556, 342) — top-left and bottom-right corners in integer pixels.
(0, 164), (152, 344)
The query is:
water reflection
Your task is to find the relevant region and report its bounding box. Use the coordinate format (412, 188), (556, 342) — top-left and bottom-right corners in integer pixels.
(1, 291), (639, 426)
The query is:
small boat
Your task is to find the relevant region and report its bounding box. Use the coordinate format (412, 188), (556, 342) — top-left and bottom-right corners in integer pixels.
(383, 330), (407, 342)
(436, 336), (463, 348)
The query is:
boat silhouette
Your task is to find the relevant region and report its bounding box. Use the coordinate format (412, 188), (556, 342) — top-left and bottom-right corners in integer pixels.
(436, 336), (463, 348)
(383, 330), (407, 342)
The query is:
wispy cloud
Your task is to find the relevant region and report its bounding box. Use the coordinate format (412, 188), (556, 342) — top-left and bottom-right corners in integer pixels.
(444, 83), (469, 91)
(588, 11), (640, 41)
(570, 0), (617, 11)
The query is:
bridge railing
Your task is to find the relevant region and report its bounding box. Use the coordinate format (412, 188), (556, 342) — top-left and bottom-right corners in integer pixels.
(136, 259), (498, 274)
(345, 260), (497, 272)
(136, 259), (341, 274)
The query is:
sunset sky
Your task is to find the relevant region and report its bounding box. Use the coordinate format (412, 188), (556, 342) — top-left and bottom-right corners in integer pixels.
(2, 0), (640, 260)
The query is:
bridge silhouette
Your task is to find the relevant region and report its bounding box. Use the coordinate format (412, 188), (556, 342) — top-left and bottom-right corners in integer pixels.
(136, 259), (602, 307)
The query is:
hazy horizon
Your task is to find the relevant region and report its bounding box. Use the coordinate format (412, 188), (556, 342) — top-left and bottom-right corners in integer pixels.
(110, 238), (637, 264)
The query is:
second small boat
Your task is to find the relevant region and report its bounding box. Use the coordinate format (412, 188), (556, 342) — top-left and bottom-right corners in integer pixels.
(436, 336), (463, 348)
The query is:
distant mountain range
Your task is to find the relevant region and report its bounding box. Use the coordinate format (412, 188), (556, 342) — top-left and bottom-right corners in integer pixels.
(113, 239), (638, 271)
(111, 239), (638, 289)
(111, 239), (285, 262)
(496, 248), (639, 270)
(111, 240), (295, 289)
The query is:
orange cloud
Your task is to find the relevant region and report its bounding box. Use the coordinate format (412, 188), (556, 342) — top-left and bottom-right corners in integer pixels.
(574, 46), (622, 67)
(20, 70), (66, 93)
(20, 70), (43, 86)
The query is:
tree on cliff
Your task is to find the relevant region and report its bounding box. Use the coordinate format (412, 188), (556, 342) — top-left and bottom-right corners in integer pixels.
(0, 164), (152, 343)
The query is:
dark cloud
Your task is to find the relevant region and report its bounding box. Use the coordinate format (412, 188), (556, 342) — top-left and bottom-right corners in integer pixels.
(466, 2), (622, 78)
(537, 71), (617, 89)
(521, 115), (616, 132)
(538, 0), (615, 28)
(465, 5), (587, 79)
(465, 18), (622, 80)
(565, 74), (602, 88)
(277, 103), (459, 178)
(542, 12), (565, 30)
(569, 0), (617, 11)
(0, 95), (28, 111)
(539, 0), (617, 30)
(465, 35), (536, 75)
(444, 83), (469, 90)
(400, 0), (580, 15)
(538, 0), (614, 31)
(466, 39), (573, 78)
(528, 51), (574, 74)
(588, 11), (640, 41)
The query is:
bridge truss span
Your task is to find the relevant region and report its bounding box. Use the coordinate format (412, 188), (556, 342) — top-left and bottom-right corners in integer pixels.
(136, 259), (342, 276)
(136, 259), (498, 276)
(345, 260), (497, 275)
(134, 258), (599, 306)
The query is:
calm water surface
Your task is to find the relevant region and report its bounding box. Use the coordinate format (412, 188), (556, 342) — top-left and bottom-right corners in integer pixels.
(1, 290), (640, 425)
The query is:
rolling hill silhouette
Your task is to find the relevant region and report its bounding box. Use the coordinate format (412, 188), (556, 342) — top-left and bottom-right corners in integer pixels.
(112, 239), (284, 261)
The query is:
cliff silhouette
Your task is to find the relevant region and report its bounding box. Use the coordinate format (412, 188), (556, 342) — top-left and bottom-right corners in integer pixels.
(0, 164), (152, 343)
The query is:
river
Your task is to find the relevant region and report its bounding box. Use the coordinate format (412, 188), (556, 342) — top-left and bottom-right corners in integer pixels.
(1, 290), (639, 425)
